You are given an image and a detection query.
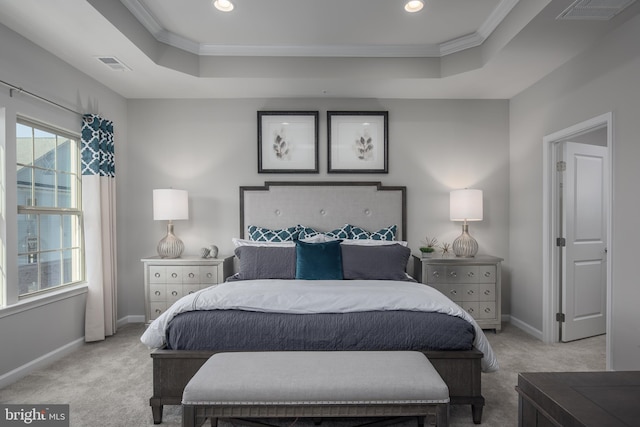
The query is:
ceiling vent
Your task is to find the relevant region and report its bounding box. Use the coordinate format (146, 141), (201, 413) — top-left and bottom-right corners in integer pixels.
(557, 0), (636, 20)
(96, 56), (131, 71)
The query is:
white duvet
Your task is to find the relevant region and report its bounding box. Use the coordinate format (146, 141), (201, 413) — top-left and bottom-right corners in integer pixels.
(140, 279), (499, 372)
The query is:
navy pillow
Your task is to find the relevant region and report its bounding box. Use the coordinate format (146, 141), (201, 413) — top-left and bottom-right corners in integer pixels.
(232, 246), (296, 280)
(341, 243), (413, 281)
(295, 240), (343, 280)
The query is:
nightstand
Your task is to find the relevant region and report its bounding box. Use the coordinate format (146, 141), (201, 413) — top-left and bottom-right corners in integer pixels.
(413, 254), (503, 331)
(141, 255), (233, 323)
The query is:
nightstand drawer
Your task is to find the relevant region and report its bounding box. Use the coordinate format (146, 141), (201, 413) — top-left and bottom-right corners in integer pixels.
(149, 266), (166, 283)
(461, 302), (479, 317)
(200, 266), (218, 284)
(165, 267), (183, 283)
(166, 284), (183, 303)
(445, 266), (479, 283)
(182, 267), (200, 284)
(476, 302), (497, 319)
(183, 284), (201, 295)
(150, 302), (167, 320)
(149, 284), (166, 301)
(478, 283), (496, 301)
(477, 265), (497, 283)
(425, 265), (447, 284)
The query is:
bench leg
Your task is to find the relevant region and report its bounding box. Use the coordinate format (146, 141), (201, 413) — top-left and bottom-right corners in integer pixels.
(183, 405), (196, 427)
(471, 403), (483, 424)
(151, 401), (163, 424)
(437, 404), (449, 427)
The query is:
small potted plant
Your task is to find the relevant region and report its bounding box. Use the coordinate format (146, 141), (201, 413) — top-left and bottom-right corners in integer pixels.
(419, 237), (438, 258)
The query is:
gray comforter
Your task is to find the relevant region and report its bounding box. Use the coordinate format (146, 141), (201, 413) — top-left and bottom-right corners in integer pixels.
(166, 309), (475, 351)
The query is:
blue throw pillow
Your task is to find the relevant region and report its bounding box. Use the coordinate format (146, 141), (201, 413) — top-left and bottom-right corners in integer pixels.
(248, 225), (300, 242)
(350, 224), (397, 241)
(295, 240), (343, 280)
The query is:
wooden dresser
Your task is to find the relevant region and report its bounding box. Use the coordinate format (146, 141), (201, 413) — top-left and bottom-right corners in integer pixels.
(516, 371), (640, 427)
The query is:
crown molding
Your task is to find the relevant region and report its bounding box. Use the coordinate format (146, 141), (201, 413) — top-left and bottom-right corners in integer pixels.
(121, 0), (520, 58)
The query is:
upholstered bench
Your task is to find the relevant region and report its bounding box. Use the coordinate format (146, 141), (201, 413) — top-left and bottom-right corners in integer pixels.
(182, 351), (449, 427)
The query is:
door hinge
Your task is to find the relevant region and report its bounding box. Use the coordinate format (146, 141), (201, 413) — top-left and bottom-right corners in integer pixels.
(556, 237), (566, 247)
(556, 313), (565, 322)
(557, 161), (566, 172)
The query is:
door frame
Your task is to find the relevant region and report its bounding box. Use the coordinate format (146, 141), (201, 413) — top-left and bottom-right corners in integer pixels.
(542, 112), (613, 368)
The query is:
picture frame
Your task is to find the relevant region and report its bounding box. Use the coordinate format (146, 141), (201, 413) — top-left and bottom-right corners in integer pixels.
(327, 111), (388, 173)
(258, 111), (319, 173)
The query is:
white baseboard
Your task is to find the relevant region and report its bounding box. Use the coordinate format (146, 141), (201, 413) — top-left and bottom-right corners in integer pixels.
(0, 337), (85, 389)
(117, 315), (145, 328)
(509, 315), (543, 340)
(0, 316), (145, 389)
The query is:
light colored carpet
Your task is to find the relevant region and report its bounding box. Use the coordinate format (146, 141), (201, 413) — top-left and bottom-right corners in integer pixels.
(0, 323), (605, 427)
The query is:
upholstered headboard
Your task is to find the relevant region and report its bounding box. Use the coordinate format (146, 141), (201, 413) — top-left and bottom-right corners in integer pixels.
(240, 182), (406, 240)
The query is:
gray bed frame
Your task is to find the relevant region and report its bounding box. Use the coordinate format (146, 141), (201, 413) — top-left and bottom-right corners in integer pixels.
(148, 182), (485, 424)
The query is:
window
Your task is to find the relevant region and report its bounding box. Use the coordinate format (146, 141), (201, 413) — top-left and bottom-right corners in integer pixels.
(16, 118), (84, 298)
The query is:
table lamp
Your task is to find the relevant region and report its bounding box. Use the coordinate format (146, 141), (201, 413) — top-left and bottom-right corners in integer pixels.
(153, 189), (189, 258)
(450, 189), (483, 257)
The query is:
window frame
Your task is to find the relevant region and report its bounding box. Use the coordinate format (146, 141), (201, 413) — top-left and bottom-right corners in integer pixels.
(16, 117), (85, 299)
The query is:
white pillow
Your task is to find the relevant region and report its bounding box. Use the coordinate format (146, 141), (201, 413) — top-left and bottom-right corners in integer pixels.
(340, 239), (408, 247)
(232, 238), (295, 248)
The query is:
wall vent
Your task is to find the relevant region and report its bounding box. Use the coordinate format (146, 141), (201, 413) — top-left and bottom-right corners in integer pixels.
(96, 56), (131, 71)
(557, 0), (636, 20)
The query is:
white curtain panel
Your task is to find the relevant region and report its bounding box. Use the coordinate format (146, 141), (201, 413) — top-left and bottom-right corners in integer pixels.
(81, 115), (117, 342)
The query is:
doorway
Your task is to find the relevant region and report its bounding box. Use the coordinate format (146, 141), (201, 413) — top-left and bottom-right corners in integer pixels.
(542, 113), (612, 369)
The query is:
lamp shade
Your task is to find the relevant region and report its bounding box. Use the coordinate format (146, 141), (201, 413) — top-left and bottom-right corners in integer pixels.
(450, 189), (483, 221)
(153, 189), (189, 221)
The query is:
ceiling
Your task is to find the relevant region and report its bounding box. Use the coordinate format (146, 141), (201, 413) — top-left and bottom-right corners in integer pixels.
(0, 0), (638, 99)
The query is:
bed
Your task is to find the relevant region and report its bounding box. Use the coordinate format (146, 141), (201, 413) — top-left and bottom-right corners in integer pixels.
(141, 181), (497, 425)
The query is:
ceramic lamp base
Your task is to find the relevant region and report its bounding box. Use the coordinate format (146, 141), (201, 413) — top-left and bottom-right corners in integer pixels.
(452, 223), (478, 257)
(157, 222), (184, 258)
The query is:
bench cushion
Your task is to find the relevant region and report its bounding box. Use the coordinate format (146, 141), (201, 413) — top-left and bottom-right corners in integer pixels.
(182, 351), (449, 405)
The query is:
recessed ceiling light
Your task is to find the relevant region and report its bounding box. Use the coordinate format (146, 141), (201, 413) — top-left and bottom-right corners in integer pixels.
(214, 0), (234, 12)
(405, 0), (424, 13)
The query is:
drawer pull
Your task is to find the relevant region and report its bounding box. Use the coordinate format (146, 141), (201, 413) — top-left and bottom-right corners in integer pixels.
(188, 273), (195, 278)
(484, 307), (492, 313)
(484, 272), (491, 277)
(154, 291), (161, 296)
(171, 273), (178, 278)
(467, 290), (474, 295)
(432, 271), (440, 278)
(467, 308), (474, 313)
(171, 291), (178, 296)
(155, 309), (162, 314)
(207, 273), (213, 278)
(468, 272), (475, 278)
(449, 271), (457, 278)
(450, 290), (457, 295)
(154, 272), (161, 278)
(188, 290), (195, 294)
(484, 290), (491, 295)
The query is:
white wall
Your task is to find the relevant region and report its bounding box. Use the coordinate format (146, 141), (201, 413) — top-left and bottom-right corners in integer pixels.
(123, 98), (511, 319)
(509, 14), (640, 369)
(0, 22), (127, 381)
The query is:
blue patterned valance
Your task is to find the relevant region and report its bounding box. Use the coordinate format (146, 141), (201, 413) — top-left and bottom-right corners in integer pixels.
(81, 114), (115, 177)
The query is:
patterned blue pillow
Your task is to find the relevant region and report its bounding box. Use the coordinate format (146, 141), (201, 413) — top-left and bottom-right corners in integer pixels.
(248, 225), (300, 242)
(299, 224), (351, 240)
(350, 224), (397, 241)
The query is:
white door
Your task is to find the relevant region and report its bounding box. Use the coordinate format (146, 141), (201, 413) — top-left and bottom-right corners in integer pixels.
(560, 142), (608, 342)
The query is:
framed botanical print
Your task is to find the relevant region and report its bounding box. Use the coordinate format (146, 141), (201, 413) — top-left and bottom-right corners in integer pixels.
(327, 111), (388, 173)
(258, 111), (319, 173)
